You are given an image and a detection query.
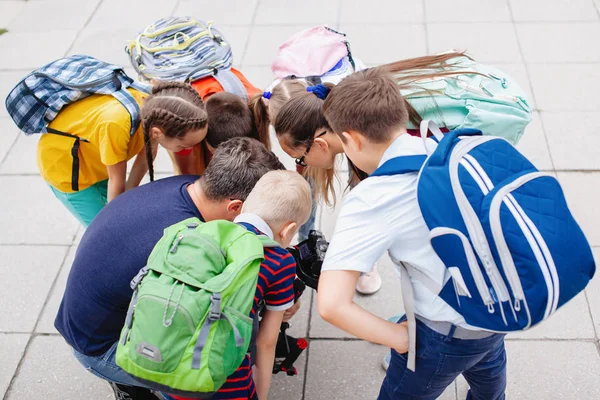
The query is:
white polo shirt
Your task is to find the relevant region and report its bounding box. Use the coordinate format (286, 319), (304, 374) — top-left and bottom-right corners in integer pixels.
(321, 133), (471, 328)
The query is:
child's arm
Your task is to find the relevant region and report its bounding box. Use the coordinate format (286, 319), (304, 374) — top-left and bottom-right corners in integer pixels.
(318, 270), (408, 353)
(254, 309), (285, 400)
(106, 161), (127, 202)
(126, 150), (148, 190)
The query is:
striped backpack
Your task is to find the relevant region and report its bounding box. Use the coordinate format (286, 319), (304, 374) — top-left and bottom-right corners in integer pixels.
(371, 120), (595, 371)
(4, 54), (150, 191)
(126, 16), (249, 101)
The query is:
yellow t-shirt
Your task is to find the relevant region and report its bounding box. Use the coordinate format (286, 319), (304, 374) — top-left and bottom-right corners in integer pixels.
(37, 89), (147, 193)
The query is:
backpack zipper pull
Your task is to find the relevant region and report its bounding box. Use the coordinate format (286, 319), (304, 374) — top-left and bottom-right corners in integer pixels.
(170, 234), (184, 253)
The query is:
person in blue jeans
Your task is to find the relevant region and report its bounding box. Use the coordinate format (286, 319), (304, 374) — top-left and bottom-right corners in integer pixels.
(54, 138), (286, 400)
(312, 70), (506, 399)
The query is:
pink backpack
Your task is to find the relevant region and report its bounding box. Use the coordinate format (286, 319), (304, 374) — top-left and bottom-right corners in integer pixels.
(271, 25), (356, 79)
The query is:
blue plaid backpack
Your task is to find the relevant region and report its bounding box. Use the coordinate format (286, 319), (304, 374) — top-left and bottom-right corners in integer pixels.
(5, 55), (150, 191)
(371, 120), (595, 371)
(126, 16), (248, 101)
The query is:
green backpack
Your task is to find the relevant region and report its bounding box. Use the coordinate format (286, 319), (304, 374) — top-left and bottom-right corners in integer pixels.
(116, 217), (278, 397)
(397, 54), (533, 145)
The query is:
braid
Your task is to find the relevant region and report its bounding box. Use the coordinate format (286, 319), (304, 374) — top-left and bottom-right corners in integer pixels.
(152, 81), (204, 108)
(141, 83), (209, 181)
(142, 119), (155, 182)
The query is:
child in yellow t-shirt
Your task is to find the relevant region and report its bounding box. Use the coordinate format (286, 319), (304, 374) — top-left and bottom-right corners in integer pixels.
(37, 82), (208, 226)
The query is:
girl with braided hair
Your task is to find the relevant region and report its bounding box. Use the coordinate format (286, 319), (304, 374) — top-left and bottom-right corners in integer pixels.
(37, 81), (207, 227)
(170, 69), (272, 176)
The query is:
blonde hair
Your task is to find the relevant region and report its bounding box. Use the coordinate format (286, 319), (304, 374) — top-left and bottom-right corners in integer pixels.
(243, 170), (313, 228)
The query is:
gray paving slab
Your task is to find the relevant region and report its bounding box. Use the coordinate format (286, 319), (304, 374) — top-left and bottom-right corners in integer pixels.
(174, 0), (258, 25)
(0, 245), (67, 332)
(426, 0), (511, 22)
(340, 0), (424, 23)
(239, 65), (274, 90)
(0, 1), (25, 27)
(0, 176), (79, 244)
(7, 0), (100, 32)
(243, 25), (337, 67)
(339, 23), (427, 65)
(86, 0), (178, 31)
(515, 112), (553, 171)
(427, 23), (522, 63)
(0, 30), (78, 70)
(508, 291), (595, 339)
(585, 248), (600, 338)
(5, 335), (113, 400)
(36, 246), (76, 334)
(556, 172), (600, 247)
(0, 117), (19, 163)
(0, 70), (29, 117)
(305, 340), (456, 400)
(0, 333), (29, 397)
(503, 341), (600, 399)
(254, 0), (339, 25)
(270, 352), (306, 400)
(286, 289), (311, 339)
(517, 23), (600, 64)
(529, 64), (600, 112)
(70, 27), (143, 68)
(541, 112), (600, 170)
(0, 132), (39, 174)
(310, 255), (405, 339)
(509, 0), (600, 21)
(215, 26), (252, 66)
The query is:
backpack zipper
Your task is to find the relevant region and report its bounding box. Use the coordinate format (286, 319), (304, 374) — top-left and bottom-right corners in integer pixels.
(33, 70), (121, 90)
(488, 172), (559, 320)
(137, 294), (196, 333)
(449, 138), (512, 307)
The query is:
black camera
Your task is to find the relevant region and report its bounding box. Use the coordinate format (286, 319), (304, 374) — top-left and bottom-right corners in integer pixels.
(287, 230), (329, 290)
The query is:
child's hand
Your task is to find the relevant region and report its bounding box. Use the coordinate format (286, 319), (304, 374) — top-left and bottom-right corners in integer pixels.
(391, 321), (409, 354)
(283, 300), (301, 322)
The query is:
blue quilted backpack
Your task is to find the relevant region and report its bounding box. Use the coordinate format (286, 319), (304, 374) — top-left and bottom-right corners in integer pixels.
(371, 121), (595, 370)
(5, 54), (150, 191)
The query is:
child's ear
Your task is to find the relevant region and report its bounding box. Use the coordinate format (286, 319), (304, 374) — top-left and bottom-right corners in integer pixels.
(150, 126), (164, 140)
(341, 130), (362, 152)
(314, 136), (329, 151)
(227, 199), (243, 215)
(279, 221), (298, 246)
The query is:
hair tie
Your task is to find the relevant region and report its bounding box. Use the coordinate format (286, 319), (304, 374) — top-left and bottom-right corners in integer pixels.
(263, 91), (271, 100)
(306, 84), (330, 100)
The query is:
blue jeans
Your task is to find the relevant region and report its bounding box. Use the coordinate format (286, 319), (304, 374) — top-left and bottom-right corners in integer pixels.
(378, 318), (506, 400)
(73, 341), (153, 389)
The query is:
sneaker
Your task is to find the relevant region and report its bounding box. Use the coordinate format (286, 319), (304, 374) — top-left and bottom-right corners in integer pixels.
(109, 383), (162, 400)
(356, 264), (382, 295)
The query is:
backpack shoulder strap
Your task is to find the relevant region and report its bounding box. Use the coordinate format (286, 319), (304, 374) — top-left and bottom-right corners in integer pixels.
(212, 69), (249, 102)
(110, 83), (143, 137)
(257, 235), (280, 248)
(370, 155), (427, 177)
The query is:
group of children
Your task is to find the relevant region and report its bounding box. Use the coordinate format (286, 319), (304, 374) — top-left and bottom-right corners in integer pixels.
(10, 20), (540, 400)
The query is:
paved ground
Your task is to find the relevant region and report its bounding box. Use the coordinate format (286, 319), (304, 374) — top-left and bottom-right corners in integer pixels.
(1, 0), (600, 399)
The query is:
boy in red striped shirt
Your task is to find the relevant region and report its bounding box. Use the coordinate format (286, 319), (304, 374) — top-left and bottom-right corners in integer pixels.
(169, 170), (312, 400)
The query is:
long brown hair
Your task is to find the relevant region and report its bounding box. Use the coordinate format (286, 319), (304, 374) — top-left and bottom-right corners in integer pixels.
(273, 51), (473, 203)
(248, 93), (271, 149)
(141, 81), (207, 181)
(378, 51), (475, 127)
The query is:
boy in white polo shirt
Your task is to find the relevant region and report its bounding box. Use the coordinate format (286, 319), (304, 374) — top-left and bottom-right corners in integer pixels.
(317, 68), (506, 400)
